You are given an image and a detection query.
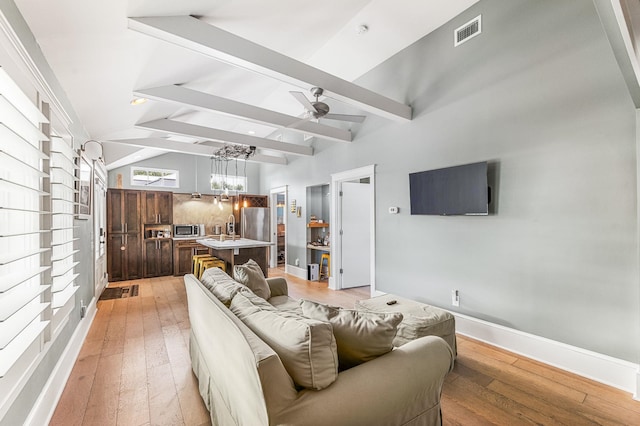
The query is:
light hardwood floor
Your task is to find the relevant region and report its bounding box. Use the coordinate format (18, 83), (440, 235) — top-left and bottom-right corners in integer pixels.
(51, 272), (640, 425)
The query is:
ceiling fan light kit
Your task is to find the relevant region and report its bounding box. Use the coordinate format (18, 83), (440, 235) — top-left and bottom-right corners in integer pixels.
(289, 86), (366, 127)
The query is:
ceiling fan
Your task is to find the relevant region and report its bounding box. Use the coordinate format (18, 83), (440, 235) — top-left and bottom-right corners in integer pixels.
(289, 87), (366, 127)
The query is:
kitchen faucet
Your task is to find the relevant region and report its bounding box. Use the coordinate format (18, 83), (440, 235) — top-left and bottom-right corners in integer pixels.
(228, 214), (235, 236)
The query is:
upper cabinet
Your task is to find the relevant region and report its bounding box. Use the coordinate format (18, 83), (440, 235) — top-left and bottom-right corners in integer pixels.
(107, 189), (141, 234)
(143, 191), (173, 224)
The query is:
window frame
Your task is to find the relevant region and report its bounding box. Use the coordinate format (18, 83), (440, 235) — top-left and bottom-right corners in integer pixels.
(130, 166), (179, 189)
(210, 173), (247, 193)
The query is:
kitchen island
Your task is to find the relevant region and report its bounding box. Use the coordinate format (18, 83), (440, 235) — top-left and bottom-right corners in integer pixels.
(197, 237), (273, 277)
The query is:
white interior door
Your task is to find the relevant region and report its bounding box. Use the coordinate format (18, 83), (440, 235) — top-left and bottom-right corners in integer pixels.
(94, 162), (108, 296)
(340, 181), (371, 288)
(270, 187), (287, 268)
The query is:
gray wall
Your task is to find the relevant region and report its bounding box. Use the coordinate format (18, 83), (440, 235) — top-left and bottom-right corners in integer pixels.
(260, 0), (640, 363)
(107, 152), (260, 194)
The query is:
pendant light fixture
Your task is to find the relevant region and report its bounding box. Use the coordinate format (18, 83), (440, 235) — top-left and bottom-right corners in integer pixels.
(191, 156), (202, 199)
(209, 143), (256, 202)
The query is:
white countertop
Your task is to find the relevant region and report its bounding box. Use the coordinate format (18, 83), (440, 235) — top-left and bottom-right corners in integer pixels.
(196, 237), (273, 250)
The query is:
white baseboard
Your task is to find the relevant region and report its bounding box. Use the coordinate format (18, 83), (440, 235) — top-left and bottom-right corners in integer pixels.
(453, 311), (640, 398)
(285, 264), (307, 280)
(24, 297), (98, 426)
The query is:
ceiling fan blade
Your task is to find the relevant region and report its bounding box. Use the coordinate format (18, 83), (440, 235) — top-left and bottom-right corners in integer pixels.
(324, 113), (366, 123)
(289, 91), (318, 113)
(287, 115), (313, 129)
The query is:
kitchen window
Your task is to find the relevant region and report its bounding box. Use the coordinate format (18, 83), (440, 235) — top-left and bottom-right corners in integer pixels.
(131, 166), (179, 188)
(210, 173), (247, 193)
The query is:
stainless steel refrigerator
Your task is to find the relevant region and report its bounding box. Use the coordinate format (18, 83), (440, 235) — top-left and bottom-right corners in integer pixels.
(241, 207), (270, 242)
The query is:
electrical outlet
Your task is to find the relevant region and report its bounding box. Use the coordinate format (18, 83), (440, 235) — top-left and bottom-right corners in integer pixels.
(451, 290), (460, 307)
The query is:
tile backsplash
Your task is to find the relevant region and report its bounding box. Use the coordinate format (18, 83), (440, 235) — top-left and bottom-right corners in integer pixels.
(173, 193), (235, 235)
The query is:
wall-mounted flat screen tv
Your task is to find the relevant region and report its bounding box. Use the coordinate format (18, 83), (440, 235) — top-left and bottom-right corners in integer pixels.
(409, 161), (488, 216)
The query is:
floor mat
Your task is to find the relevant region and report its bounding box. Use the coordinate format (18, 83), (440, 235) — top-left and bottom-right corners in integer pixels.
(99, 284), (139, 300)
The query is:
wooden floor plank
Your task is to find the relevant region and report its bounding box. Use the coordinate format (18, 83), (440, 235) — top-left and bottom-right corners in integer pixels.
(81, 353), (123, 426)
(116, 346), (149, 425)
(100, 296), (127, 358)
(147, 363), (185, 426)
(582, 394), (640, 426)
(51, 272), (640, 426)
(442, 375), (529, 425)
(514, 357), (640, 415)
(49, 354), (100, 426)
(441, 394), (496, 426)
(456, 344), (588, 404)
(487, 380), (599, 426)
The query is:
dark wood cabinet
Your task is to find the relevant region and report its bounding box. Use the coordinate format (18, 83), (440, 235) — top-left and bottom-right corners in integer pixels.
(173, 239), (209, 276)
(144, 239), (173, 277)
(143, 191), (173, 225)
(107, 232), (142, 281)
(107, 189), (141, 234)
(107, 189), (143, 281)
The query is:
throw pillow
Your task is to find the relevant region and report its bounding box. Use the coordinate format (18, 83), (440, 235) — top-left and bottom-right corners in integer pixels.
(200, 267), (248, 307)
(233, 259), (271, 300)
(300, 299), (403, 370)
(230, 292), (338, 390)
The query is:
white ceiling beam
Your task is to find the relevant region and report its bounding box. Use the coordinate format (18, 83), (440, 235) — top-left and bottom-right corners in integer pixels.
(128, 16), (412, 122)
(134, 85), (352, 143)
(104, 138), (287, 165)
(136, 118), (313, 156)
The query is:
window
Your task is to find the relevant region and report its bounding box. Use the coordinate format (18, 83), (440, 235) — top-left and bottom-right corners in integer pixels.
(210, 174), (247, 193)
(131, 167), (179, 188)
(0, 68), (52, 379)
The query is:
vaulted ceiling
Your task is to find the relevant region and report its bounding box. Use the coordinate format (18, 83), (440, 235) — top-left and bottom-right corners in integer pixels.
(15, 0), (479, 169)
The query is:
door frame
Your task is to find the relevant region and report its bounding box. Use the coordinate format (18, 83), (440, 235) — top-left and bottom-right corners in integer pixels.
(94, 159), (108, 298)
(269, 185), (288, 268)
(330, 165), (377, 294)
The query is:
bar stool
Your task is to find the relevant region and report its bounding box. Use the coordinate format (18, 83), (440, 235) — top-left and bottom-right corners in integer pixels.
(199, 258), (226, 279)
(192, 254), (214, 277)
(320, 253), (330, 280)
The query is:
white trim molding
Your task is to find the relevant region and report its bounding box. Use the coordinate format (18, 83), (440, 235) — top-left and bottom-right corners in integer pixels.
(285, 264), (307, 280)
(453, 311), (640, 399)
(269, 186), (288, 269)
(24, 298), (98, 426)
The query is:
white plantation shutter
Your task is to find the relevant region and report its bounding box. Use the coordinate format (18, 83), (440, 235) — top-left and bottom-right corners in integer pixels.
(49, 136), (79, 334)
(0, 68), (51, 378)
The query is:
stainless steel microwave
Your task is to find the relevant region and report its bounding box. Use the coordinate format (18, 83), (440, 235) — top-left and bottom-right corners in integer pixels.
(173, 224), (204, 238)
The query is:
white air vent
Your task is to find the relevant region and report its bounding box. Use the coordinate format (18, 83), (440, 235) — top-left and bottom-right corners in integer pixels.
(454, 15), (482, 47)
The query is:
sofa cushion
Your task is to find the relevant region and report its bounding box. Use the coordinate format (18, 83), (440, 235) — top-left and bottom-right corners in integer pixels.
(300, 299), (403, 370)
(268, 295), (303, 315)
(230, 292), (338, 390)
(200, 267), (248, 307)
(233, 259), (271, 300)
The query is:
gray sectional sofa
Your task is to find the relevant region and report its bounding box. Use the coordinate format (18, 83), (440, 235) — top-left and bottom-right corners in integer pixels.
(184, 268), (454, 425)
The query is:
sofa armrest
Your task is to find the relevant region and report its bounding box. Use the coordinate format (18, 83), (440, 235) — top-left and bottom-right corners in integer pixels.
(272, 335), (454, 426)
(266, 277), (288, 297)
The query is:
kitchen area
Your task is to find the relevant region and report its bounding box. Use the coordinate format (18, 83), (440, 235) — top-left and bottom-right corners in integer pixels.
(106, 189), (272, 282)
